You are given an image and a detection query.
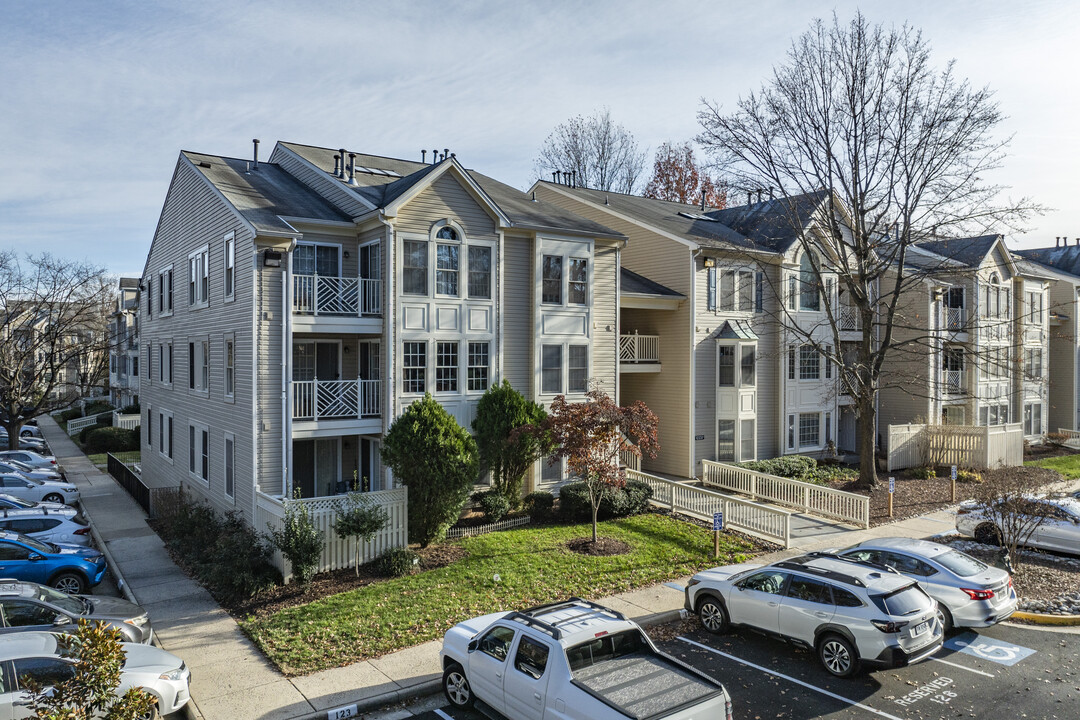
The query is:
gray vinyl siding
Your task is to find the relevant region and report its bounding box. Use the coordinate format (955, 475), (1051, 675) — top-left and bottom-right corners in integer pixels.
(394, 174), (498, 241)
(502, 235), (533, 395)
(270, 145), (371, 217)
(592, 246), (619, 396)
(254, 264), (284, 497)
(140, 158), (259, 522)
(1046, 276), (1077, 431)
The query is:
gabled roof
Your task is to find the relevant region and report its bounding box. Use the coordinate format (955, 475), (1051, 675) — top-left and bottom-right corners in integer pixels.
(278, 142), (623, 240)
(535, 183), (830, 255)
(1015, 245), (1080, 280)
(712, 320), (757, 340)
(183, 151), (350, 234)
(118, 277), (140, 290)
(915, 235), (1002, 269)
(620, 268), (683, 299)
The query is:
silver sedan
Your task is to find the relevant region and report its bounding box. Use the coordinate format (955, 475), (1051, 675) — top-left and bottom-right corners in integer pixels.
(836, 537), (1016, 631)
(956, 495), (1080, 556)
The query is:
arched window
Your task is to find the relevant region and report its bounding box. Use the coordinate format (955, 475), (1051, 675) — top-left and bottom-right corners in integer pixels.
(436, 226), (458, 241)
(799, 252), (820, 311)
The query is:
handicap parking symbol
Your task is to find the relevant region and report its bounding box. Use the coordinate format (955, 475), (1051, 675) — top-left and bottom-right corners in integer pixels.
(944, 632), (1036, 666)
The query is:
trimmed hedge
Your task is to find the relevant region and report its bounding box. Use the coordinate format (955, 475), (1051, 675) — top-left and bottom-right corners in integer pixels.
(375, 548), (420, 577)
(82, 427), (138, 454)
(58, 408), (83, 423)
(738, 455), (817, 479)
(523, 491), (555, 523)
(558, 479), (653, 521)
(474, 490), (510, 522)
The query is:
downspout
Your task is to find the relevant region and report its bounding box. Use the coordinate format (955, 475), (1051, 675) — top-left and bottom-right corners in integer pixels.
(614, 242), (621, 405)
(283, 239), (296, 497)
(497, 229), (505, 386)
(251, 247), (260, 523)
(691, 248), (702, 477)
(379, 213), (394, 489)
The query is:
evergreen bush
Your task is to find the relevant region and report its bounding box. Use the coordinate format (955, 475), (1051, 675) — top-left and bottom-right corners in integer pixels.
(375, 547), (420, 577)
(523, 491), (555, 523)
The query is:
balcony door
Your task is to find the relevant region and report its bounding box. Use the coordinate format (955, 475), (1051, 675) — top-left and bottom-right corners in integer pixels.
(293, 341), (340, 381)
(293, 438), (340, 498)
(295, 243), (340, 277)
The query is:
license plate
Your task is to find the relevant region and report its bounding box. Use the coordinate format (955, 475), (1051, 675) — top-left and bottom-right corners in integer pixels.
(910, 621), (929, 637)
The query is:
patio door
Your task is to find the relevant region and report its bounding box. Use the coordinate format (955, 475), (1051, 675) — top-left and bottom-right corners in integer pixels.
(359, 242), (381, 281)
(293, 438), (340, 498)
(293, 341), (340, 381)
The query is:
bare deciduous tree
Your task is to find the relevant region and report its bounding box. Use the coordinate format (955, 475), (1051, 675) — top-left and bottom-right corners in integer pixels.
(534, 108), (647, 194)
(697, 12), (1038, 488)
(0, 251), (114, 447)
(968, 474), (1056, 571)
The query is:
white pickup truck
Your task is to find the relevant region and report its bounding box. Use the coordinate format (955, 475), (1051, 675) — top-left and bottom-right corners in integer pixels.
(440, 598), (732, 720)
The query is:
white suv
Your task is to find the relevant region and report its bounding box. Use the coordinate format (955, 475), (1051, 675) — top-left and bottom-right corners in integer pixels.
(685, 553), (943, 677)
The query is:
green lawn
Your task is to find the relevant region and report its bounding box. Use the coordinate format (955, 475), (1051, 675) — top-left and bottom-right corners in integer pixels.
(1024, 454), (1080, 479)
(86, 451), (140, 468)
(241, 513), (755, 676)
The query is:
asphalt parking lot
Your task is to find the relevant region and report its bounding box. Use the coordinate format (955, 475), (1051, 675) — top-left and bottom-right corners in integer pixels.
(403, 620), (1078, 720)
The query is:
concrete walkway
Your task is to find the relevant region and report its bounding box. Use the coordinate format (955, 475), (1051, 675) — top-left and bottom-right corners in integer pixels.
(33, 414), (1004, 720)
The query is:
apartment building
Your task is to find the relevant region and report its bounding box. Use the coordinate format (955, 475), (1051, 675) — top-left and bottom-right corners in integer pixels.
(108, 277), (140, 408)
(534, 183), (856, 478)
(1014, 241), (1080, 433)
(878, 235), (1050, 440)
(139, 141), (624, 524)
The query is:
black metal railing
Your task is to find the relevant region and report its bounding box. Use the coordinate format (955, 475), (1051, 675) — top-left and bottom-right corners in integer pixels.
(106, 453), (150, 514)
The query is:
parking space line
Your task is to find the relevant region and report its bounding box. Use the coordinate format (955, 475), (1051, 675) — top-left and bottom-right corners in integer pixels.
(930, 656), (996, 677)
(677, 636), (905, 720)
(434, 709), (455, 720)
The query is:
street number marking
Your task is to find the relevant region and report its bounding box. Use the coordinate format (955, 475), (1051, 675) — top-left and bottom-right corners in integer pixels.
(328, 704), (357, 720)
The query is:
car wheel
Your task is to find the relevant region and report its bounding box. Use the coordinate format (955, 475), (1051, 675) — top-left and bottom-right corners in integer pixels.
(50, 572), (87, 595)
(135, 700), (160, 720)
(696, 596), (730, 634)
(937, 606), (955, 634)
(974, 523), (1001, 546)
(20, 430), (32, 437)
(443, 663), (474, 709)
(43, 493), (65, 504)
(818, 633), (859, 678)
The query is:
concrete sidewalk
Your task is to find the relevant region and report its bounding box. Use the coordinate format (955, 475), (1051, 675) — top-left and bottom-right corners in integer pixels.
(35, 414), (992, 720)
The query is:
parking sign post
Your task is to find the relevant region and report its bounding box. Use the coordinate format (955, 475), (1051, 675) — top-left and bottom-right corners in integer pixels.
(951, 465), (958, 502)
(888, 477), (895, 517)
(712, 512), (724, 558)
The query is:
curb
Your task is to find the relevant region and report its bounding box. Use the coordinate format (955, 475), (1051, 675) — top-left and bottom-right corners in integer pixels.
(1011, 610), (1080, 626)
(288, 607), (689, 720)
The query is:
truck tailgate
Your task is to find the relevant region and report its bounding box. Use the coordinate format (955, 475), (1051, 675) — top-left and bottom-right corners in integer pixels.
(572, 652), (724, 720)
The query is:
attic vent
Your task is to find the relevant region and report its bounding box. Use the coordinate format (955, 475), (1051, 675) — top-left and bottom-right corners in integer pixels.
(678, 211), (718, 222)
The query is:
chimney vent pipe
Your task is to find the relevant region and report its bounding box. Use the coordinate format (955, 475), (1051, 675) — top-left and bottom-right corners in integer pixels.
(333, 155), (341, 176)
(747, 191), (752, 206)
(700, 189), (706, 211)
(444, 148), (449, 160)
(554, 170), (561, 184)
(421, 150), (427, 163)
(348, 153), (357, 185)
(252, 139), (260, 170)
(338, 149), (346, 177)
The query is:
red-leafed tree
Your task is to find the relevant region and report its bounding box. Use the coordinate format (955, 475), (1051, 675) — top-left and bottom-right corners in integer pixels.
(543, 389), (659, 543)
(643, 141), (727, 208)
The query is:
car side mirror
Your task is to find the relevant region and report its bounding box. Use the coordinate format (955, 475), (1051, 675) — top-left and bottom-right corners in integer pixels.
(27, 553), (43, 562)
(53, 615), (71, 626)
(467, 638), (478, 653)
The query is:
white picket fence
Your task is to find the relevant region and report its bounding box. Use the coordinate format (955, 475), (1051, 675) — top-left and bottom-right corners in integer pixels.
(446, 515), (532, 539)
(701, 460), (870, 529)
(113, 412), (140, 430)
(1056, 428), (1080, 447)
(66, 411), (114, 436)
(886, 423), (1023, 471)
(256, 488), (408, 581)
(627, 469), (792, 547)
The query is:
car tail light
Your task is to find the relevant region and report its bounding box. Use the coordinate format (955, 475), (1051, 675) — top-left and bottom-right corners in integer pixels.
(955, 506), (972, 515)
(961, 587), (994, 600)
(871, 619), (909, 633)
(74, 527), (91, 536)
(725, 697), (733, 720)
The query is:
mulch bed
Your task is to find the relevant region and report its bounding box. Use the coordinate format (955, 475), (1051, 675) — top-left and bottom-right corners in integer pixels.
(224, 544), (467, 619)
(1024, 443), (1078, 461)
(566, 537), (631, 556)
(828, 466), (1063, 527)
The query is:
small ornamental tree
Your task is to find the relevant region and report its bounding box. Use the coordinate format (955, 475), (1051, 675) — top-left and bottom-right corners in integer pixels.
(24, 619), (156, 720)
(473, 380), (553, 507)
(333, 492), (390, 575)
(381, 393), (479, 546)
(541, 389), (659, 542)
(971, 473), (1055, 571)
(266, 491), (324, 584)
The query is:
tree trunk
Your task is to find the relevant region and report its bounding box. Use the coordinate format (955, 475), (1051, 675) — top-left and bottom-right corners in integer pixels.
(857, 393), (878, 489)
(591, 503), (599, 543)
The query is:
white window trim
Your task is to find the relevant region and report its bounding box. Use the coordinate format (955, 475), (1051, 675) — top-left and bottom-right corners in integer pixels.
(159, 341), (173, 386)
(188, 337), (210, 395)
(466, 340), (491, 394)
(224, 232), (235, 303)
(798, 412), (823, 449)
(157, 409), (173, 463)
(188, 420), (210, 486)
(224, 332), (235, 402)
(223, 431), (236, 502)
(188, 245), (210, 309)
(466, 243), (495, 301)
(158, 266), (174, 317)
(539, 341), (590, 397)
(401, 339), (428, 395)
(145, 404), (152, 449)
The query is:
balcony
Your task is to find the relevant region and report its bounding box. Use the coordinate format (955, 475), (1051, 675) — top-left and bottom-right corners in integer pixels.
(944, 369), (965, 396)
(619, 333), (660, 373)
(839, 306), (860, 332)
(942, 306), (966, 332)
(292, 275), (382, 334)
(292, 379), (381, 421)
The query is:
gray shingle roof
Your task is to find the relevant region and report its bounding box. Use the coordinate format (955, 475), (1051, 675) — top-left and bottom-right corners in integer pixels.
(183, 151), (350, 233)
(915, 235), (1001, 268)
(539, 184), (829, 254)
(1014, 246), (1080, 279)
(118, 277), (140, 289)
(620, 268), (683, 298)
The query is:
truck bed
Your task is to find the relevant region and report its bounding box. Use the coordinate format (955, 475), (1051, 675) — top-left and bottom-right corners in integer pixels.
(571, 651), (723, 720)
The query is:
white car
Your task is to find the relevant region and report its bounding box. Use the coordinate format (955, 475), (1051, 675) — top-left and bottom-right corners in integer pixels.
(956, 494), (1080, 555)
(0, 475), (80, 506)
(0, 510), (93, 546)
(0, 631), (190, 719)
(0, 452), (56, 471)
(0, 461), (62, 483)
(0, 495), (76, 517)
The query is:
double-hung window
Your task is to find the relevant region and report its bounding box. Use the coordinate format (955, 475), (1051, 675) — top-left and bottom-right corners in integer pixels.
(468, 342), (489, 391)
(158, 267), (173, 315)
(188, 340), (209, 392)
(402, 241), (428, 295)
(741, 346), (756, 386)
(402, 342), (426, 393)
(542, 256), (562, 304)
(436, 244), (459, 296)
(224, 233), (235, 300)
(1025, 348), (1043, 379)
(468, 246), (492, 299)
(159, 342), (173, 384)
(224, 433), (235, 499)
(541, 345), (562, 394)
(799, 345), (820, 380)
(799, 413), (820, 448)
(568, 259), (588, 305)
(568, 345), (588, 393)
(189, 423), (209, 483)
(224, 335), (235, 399)
(717, 346), (735, 386)
(189, 247), (209, 308)
(436, 342), (458, 392)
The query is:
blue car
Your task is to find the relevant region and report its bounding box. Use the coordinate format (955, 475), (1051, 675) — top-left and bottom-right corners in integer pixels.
(0, 531), (106, 594)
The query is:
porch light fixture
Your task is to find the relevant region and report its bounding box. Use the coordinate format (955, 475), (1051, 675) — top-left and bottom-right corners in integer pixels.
(263, 250), (283, 267)
(703, 258), (715, 268)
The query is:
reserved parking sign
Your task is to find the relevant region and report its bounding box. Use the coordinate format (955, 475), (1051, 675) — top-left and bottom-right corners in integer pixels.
(713, 511), (724, 531)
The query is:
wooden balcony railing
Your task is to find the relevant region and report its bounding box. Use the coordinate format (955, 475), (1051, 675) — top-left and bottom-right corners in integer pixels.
(292, 379), (381, 421)
(619, 333), (659, 364)
(293, 275), (381, 316)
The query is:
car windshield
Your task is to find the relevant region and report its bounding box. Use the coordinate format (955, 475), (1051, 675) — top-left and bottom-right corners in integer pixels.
(19, 535), (57, 554)
(936, 549), (989, 577)
(0, 494), (34, 508)
(36, 585), (85, 615)
(565, 630), (648, 672)
(871, 584), (933, 617)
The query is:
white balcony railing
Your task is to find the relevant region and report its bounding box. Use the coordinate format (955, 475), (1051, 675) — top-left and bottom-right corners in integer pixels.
(839, 305), (860, 331)
(619, 333), (660, 364)
(293, 379), (381, 421)
(945, 369), (964, 395)
(943, 307), (966, 331)
(293, 275), (382, 316)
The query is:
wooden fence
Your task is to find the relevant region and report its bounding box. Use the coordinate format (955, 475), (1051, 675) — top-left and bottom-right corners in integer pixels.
(256, 488), (408, 581)
(446, 515), (532, 539)
(701, 460), (870, 528)
(627, 469), (791, 547)
(886, 423), (1023, 471)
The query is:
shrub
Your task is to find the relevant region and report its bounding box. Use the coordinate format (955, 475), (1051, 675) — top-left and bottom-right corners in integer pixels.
(82, 427), (138, 454)
(332, 493), (389, 576)
(908, 466), (937, 480)
(95, 414), (113, 427)
(1045, 432), (1068, 448)
(475, 491), (510, 522)
(120, 403), (140, 414)
(472, 381), (552, 508)
(523, 491), (555, 523)
(738, 455), (818, 479)
(58, 408), (83, 423)
(375, 547), (420, 577)
(956, 468), (982, 484)
(381, 393), (479, 546)
(804, 466), (859, 485)
(558, 479), (653, 521)
(84, 401), (113, 415)
(266, 495), (324, 584)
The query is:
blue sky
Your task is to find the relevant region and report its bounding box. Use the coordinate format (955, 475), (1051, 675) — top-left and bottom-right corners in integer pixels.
(2, 0), (1077, 277)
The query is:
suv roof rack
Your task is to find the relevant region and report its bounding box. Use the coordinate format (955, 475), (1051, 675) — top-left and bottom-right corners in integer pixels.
(799, 550), (902, 576)
(506, 597), (628, 640)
